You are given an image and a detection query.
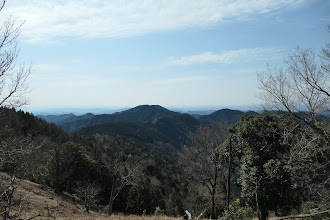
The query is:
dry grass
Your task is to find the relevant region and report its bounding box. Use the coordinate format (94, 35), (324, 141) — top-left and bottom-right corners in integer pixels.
(0, 172), (85, 219)
(0, 172), (182, 220)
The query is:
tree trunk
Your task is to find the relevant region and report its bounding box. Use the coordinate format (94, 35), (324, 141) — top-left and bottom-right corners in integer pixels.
(85, 204), (90, 213)
(108, 184), (115, 215)
(108, 196), (114, 215)
(54, 180), (61, 194)
(3, 176), (15, 220)
(211, 193), (216, 219)
(258, 208), (268, 220)
(226, 136), (233, 209)
(255, 178), (268, 220)
(54, 145), (61, 194)
(210, 166), (218, 219)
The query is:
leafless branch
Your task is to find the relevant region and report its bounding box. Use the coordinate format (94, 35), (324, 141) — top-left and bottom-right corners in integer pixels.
(103, 152), (144, 215)
(276, 209), (330, 219)
(180, 124), (228, 219)
(76, 182), (101, 213)
(257, 46), (330, 138)
(0, 5), (30, 108)
(0, 1), (6, 12)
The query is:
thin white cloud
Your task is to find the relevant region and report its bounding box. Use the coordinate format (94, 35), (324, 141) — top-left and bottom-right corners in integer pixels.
(170, 48), (284, 65)
(33, 64), (64, 73)
(115, 65), (143, 72)
(31, 67), (119, 89)
(2, 0), (306, 42)
(154, 76), (209, 85)
(230, 68), (256, 73)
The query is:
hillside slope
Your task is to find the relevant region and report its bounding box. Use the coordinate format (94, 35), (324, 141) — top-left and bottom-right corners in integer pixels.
(61, 105), (180, 133)
(0, 172), (182, 220)
(38, 113), (76, 124)
(76, 113), (200, 148)
(0, 107), (189, 216)
(0, 172), (93, 219)
(76, 121), (175, 145)
(199, 108), (258, 124)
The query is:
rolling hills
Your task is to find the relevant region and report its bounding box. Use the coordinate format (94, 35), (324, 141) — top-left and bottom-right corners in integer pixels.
(60, 105), (180, 133)
(199, 108), (258, 124)
(38, 105), (257, 147)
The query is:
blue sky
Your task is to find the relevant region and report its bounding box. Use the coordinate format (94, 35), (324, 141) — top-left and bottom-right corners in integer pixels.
(2, 0), (329, 111)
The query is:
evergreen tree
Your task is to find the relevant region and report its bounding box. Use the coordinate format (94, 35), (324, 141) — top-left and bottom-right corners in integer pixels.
(232, 113), (301, 220)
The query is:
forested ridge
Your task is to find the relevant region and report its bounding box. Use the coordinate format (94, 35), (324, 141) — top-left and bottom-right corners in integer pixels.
(1, 105), (329, 219)
(0, 107), (189, 216)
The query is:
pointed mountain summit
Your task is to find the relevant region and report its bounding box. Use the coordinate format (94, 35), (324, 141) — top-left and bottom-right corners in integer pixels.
(111, 105), (179, 121)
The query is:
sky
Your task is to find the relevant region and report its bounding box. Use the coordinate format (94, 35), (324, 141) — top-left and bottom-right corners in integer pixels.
(2, 0), (330, 112)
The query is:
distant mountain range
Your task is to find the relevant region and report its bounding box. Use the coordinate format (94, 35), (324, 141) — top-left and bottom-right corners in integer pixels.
(64, 105), (181, 132)
(38, 105), (258, 146)
(39, 105), (257, 131)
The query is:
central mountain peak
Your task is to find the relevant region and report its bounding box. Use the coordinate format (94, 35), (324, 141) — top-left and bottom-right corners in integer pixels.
(114, 105), (179, 121)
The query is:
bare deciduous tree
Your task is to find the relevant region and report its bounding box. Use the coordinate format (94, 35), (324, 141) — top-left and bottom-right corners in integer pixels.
(0, 146), (31, 220)
(0, 136), (45, 220)
(0, 0), (33, 171)
(0, 112), (45, 220)
(285, 128), (329, 210)
(0, 174), (56, 220)
(0, 175), (16, 220)
(104, 153), (143, 215)
(320, 25), (330, 74)
(257, 45), (329, 138)
(181, 124), (227, 219)
(0, 175), (32, 220)
(0, 0), (31, 108)
(75, 182), (101, 213)
(258, 37), (330, 214)
(0, 136), (34, 173)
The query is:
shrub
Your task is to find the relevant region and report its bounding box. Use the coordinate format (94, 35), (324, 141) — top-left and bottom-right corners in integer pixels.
(153, 206), (165, 220)
(220, 199), (255, 220)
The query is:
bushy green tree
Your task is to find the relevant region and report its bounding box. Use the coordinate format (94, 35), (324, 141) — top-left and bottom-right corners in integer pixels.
(232, 113), (301, 220)
(47, 142), (95, 193)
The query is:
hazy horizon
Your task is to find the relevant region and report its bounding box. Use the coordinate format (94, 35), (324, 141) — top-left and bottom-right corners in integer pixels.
(23, 104), (260, 116)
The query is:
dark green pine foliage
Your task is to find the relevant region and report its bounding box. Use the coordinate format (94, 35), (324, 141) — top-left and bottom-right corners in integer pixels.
(46, 142), (96, 193)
